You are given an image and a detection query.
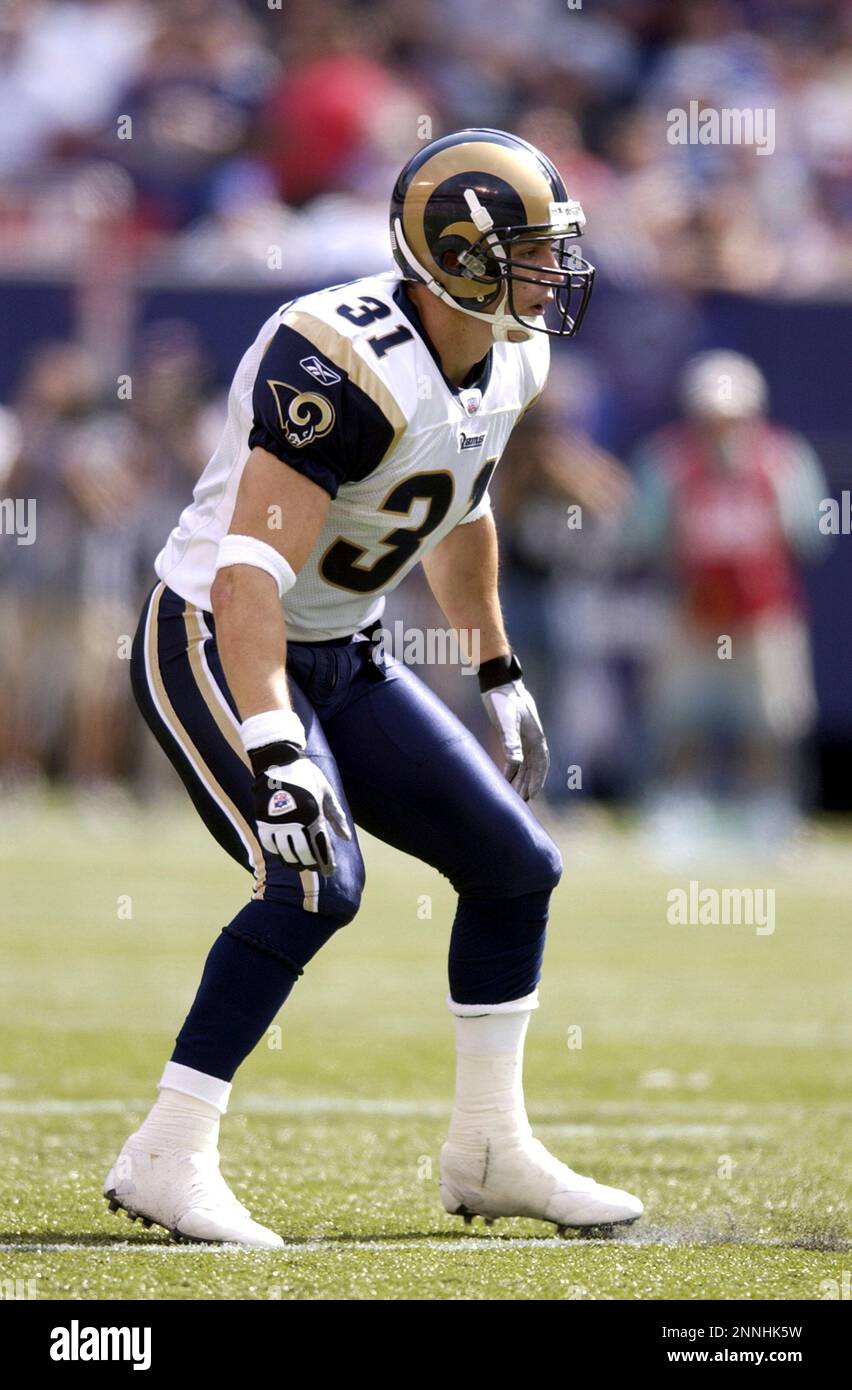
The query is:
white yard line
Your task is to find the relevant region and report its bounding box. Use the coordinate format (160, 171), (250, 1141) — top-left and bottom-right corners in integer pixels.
(0, 1236), (800, 1254)
(0, 1094), (844, 1123)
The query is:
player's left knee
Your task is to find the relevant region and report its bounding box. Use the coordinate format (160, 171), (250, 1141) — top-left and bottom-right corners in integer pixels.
(464, 821), (562, 900)
(524, 833), (563, 894)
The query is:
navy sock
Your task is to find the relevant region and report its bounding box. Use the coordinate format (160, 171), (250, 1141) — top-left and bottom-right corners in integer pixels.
(448, 889), (550, 1004)
(171, 898), (343, 1081)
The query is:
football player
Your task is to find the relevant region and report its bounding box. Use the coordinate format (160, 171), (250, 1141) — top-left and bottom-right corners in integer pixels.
(105, 129), (643, 1245)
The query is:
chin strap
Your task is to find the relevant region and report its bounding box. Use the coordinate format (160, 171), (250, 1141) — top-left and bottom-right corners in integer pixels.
(392, 215), (538, 344)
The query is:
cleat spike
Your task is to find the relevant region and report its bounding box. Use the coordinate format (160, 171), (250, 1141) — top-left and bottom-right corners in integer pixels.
(172, 1228), (203, 1245)
(454, 1203), (479, 1228)
(107, 1197), (120, 1213)
(141, 1218), (152, 1229)
(484, 1218), (495, 1227)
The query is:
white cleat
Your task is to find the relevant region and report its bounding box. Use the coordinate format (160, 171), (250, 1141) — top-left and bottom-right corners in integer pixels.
(440, 1135), (643, 1234)
(104, 1137), (284, 1248)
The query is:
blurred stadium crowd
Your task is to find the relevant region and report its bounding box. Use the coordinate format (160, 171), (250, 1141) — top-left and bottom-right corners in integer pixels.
(1, 0), (851, 286)
(1, 0), (851, 848)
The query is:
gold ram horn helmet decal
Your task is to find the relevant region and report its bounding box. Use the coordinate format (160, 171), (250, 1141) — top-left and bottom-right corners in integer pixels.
(389, 128), (595, 340)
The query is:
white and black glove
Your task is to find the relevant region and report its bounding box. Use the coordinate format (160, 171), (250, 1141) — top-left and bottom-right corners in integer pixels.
(479, 652), (550, 802)
(242, 712), (351, 876)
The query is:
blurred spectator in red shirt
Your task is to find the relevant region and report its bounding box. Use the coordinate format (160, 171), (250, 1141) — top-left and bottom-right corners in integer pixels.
(260, 45), (428, 207)
(628, 350), (829, 853)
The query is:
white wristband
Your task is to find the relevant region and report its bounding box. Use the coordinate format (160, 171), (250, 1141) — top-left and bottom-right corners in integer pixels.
(240, 709), (306, 757)
(215, 534), (297, 599)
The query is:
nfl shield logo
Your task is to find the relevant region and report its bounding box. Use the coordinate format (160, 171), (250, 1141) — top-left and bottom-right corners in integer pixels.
(461, 389), (481, 415)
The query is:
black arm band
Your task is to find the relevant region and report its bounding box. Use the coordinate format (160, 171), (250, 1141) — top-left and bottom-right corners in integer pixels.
(248, 741), (304, 778)
(477, 651), (523, 694)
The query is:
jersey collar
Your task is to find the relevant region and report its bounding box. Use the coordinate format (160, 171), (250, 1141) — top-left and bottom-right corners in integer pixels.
(392, 281), (494, 402)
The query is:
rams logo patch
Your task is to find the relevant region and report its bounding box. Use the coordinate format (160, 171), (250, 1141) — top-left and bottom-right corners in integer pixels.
(267, 380), (336, 448)
(459, 430), (486, 451)
(268, 788), (296, 816)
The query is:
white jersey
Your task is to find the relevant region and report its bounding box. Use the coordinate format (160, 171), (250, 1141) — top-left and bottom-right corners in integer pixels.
(154, 270), (549, 642)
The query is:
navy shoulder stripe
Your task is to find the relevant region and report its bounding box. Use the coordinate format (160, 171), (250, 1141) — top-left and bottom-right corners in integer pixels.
(249, 323), (399, 498)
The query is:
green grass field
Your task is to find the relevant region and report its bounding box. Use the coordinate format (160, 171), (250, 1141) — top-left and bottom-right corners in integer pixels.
(1, 799), (849, 1300)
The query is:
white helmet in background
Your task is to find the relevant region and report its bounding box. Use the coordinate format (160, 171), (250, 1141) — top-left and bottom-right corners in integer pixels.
(679, 351), (768, 421)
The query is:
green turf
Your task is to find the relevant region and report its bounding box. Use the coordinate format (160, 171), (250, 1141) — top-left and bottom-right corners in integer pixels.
(0, 799), (849, 1299)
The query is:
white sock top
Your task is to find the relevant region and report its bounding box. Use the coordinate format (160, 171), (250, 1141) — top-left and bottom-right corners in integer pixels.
(158, 1061), (232, 1114)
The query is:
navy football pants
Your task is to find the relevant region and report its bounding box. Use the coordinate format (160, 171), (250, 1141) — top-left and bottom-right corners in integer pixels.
(131, 581), (562, 1081)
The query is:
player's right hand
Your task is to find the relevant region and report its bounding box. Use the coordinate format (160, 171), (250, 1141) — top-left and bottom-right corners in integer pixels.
(252, 754), (351, 876)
